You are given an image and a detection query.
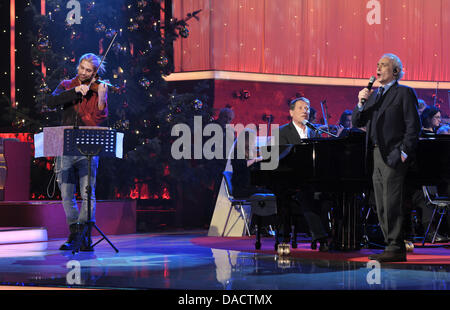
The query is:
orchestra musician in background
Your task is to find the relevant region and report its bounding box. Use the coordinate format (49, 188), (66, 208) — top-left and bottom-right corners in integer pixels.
(339, 110), (353, 129)
(309, 109), (364, 138)
(420, 106), (442, 136)
(352, 53), (421, 262)
(230, 129), (268, 199)
(418, 105), (449, 241)
(417, 99), (428, 116)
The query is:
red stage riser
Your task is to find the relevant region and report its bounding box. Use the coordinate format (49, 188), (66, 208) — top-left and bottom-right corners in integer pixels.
(0, 200), (136, 238)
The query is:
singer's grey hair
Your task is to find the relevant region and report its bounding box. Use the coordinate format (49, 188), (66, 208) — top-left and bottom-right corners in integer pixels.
(289, 97), (310, 111)
(381, 53), (404, 80)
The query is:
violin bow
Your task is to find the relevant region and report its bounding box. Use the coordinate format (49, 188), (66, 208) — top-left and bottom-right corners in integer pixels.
(88, 31), (118, 89)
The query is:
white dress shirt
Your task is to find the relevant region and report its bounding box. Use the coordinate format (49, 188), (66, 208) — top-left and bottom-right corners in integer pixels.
(292, 121), (309, 139)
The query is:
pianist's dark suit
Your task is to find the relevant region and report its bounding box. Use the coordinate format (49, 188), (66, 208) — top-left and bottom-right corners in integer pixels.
(352, 81), (421, 253)
(276, 122), (328, 242)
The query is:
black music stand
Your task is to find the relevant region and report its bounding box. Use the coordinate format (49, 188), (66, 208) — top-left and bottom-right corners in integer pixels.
(64, 128), (121, 253)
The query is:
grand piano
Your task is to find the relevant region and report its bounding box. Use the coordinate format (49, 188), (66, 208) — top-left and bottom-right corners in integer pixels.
(251, 130), (450, 250)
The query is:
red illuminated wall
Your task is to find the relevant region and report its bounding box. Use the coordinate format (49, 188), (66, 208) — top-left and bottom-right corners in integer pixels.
(173, 0), (450, 82)
(212, 80), (449, 127)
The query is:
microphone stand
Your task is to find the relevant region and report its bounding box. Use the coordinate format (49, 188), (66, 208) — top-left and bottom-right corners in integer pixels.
(314, 125), (339, 138)
(261, 114), (276, 237)
(304, 119), (338, 138)
(320, 100), (329, 137)
(262, 114), (274, 146)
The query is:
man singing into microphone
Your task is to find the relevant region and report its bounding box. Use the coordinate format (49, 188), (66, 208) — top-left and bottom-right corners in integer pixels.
(352, 53), (420, 262)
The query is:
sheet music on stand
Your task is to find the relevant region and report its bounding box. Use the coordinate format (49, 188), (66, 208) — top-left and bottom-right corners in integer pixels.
(64, 128), (123, 157)
(34, 126), (124, 159)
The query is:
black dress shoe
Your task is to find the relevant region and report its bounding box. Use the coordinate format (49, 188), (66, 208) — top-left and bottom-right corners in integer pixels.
(318, 239), (329, 252)
(373, 251), (407, 263)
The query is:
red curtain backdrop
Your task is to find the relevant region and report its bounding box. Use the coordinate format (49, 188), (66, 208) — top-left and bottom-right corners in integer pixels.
(173, 0), (450, 82)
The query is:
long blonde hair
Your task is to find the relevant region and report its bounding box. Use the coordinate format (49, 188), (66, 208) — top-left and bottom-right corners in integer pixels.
(76, 53), (106, 75)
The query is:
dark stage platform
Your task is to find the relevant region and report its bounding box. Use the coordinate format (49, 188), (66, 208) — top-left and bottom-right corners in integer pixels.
(0, 231), (449, 291)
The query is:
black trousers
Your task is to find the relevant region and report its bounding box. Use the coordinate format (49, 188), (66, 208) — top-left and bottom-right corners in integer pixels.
(276, 187), (328, 242)
(372, 147), (407, 252)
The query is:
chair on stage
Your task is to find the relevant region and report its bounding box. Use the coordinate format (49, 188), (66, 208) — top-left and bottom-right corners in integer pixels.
(421, 185), (450, 246)
(222, 171), (277, 250)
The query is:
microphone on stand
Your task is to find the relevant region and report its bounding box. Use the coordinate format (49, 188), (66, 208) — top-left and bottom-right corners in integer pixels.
(302, 119), (338, 138)
(262, 114), (274, 146)
(361, 76), (376, 104)
(302, 119), (319, 132)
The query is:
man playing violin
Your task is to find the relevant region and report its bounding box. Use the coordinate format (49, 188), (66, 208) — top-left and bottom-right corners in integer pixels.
(47, 53), (108, 126)
(46, 53), (108, 251)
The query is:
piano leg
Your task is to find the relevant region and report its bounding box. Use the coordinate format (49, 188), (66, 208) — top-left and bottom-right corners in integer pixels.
(274, 226), (280, 251)
(255, 215), (261, 250)
(330, 192), (363, 251)
(291, 222), (297, 249)
(273, 187), (298, 253)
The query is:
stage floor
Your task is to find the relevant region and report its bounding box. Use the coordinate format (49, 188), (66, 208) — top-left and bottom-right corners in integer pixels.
(0, 231), (449, 290)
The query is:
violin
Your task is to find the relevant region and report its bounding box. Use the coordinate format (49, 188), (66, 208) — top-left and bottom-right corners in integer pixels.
(317, 124), (343, 135)
(80, 32), (123, 94)
(81, 74), (123, 94)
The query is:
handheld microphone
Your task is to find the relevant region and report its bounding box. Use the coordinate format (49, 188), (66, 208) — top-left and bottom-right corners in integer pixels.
(361, 76), (376, 104)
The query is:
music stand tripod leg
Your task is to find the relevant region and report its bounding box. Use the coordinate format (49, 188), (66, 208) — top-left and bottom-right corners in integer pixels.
(91, 223), (119, 252)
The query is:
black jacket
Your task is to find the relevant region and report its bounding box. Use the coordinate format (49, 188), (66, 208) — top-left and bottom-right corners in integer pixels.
(352, 81), (421, 168)
(277, 121), (321, 145)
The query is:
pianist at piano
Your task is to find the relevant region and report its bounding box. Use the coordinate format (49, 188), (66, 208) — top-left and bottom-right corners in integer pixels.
(276, 97), (330, 252)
